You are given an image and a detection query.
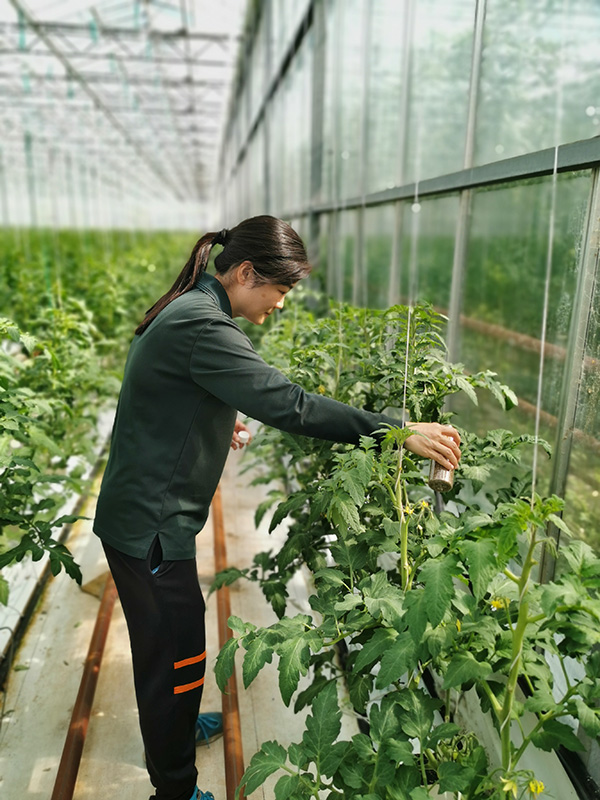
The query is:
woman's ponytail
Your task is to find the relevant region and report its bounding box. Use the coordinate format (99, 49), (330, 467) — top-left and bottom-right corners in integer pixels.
(135, 231), (223, 335)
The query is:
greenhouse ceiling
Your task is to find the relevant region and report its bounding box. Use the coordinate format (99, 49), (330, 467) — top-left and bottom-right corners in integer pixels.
(0, 0), (246, 204)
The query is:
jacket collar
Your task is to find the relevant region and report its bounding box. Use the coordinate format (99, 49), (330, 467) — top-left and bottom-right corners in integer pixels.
(195, 272), (232, 318)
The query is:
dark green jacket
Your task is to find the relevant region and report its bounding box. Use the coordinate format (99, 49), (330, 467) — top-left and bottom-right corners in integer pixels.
(93, 273), (400, 559)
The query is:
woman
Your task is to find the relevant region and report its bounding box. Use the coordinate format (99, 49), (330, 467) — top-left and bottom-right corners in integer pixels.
(93, 215), (461, 800)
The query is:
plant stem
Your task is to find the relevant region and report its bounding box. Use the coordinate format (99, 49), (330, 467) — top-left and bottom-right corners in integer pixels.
(394, 444), (410, 591)
(499, 524), (538, 771)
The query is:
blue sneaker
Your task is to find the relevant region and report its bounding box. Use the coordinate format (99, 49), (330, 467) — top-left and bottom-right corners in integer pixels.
(198, 792), (215, 800)
(195, 711), (223, 747)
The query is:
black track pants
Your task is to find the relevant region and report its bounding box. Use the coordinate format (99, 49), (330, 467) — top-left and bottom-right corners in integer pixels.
(102, 538), (206, 800)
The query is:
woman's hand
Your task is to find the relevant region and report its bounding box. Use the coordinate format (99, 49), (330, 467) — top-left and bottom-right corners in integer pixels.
(231, 418), (253, 450)
(403, 422), (461, 470)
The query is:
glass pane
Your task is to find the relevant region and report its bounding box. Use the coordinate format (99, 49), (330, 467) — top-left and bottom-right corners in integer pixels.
(364, 204), (395, 309)
(403, 1), (473, 183)
(453, 173), (591, 498)
(321, 0), (364, 204)
(475, 0), (600, 165)
(564, 270), (600, 554)
(365, 0), (406, 194)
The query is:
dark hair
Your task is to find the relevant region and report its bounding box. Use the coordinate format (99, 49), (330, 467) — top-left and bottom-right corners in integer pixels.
(135, 215), (311, 335)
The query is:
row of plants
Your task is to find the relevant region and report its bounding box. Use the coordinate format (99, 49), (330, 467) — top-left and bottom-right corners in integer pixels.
(0, 228), (192, 603)
(213, 299), (600, 799)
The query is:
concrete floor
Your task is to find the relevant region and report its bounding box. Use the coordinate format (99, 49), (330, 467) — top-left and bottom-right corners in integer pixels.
(0, 445), (358, 800)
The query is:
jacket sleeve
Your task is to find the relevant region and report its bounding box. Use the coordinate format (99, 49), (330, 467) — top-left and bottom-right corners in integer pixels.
(189, 316), (401, 445)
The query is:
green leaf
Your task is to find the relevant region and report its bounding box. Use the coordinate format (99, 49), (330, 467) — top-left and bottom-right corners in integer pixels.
(442, 651), (492, 689)
(277, 631), (314, 706)
(404, 589), (428, 644)
(571, 699), (600, 738)
(242, 636), (274, 688)
(353, 627), (398, 672)
(460, 539), (498, 600)
(302, 682), (342, 760)
(453, 375), (478, 405)
(214, 636), (239, 692)
(397, 690), (438, 742)
(369, 695), (403, 743)
(329, 492), (363, 532)
(321, 739), (349, 777)
(382, 737), (414, 766)
(209, 567), (247, 595)
(438, 760), (474, 792)
(0, 574), (9, 605)
(362, 572), (405, 629)
(420, 554), (459, 627)
(410, 785), (433, 800)
(548, 513), (572, 537)
(313, 567), (348, 587)
(237, 740), (287, 797)
(274, 773), (303, 800)
(294, 675), (330, 713)
(460, 463), (492, 492)
(375, 633), (417, 689)
(426, 722), (461, 748)
(530, 719), (585, 752)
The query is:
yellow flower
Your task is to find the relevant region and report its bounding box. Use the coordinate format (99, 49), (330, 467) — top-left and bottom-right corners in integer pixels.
(420, 500), (429, 509)
(405, 506), (414, 516)
(528, 779), (545, 797)
(491, 597), (509, 611)
(456, 618), (462, 632)
(500, 776), (519, 798)
(317, 384), (326, 394)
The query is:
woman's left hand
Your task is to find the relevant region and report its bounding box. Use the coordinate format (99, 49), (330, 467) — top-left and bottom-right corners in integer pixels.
(231, 419), (253, 450)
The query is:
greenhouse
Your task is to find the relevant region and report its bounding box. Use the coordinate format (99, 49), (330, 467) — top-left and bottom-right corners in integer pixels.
(1, 0), (599, 799)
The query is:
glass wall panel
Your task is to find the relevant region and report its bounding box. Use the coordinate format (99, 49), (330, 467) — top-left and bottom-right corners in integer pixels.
(395, 195), (460, 309)
(454, 173), (591, 497)
(366, 0), (406, 193)
(321, 0), (365, 204)
(326, 209), (358, 303)
(475, 0), (600, 166)
(403, 0), (473, 184)
(564, 271), (600, 553)
(364, 204), (395, 309)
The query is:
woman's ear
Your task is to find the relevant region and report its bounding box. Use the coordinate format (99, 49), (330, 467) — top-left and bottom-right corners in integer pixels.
(236, 261), (255, 286)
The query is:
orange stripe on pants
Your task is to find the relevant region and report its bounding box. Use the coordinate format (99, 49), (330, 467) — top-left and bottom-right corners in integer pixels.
(173, 676), (205, 695)
(173, 651), (206, 670)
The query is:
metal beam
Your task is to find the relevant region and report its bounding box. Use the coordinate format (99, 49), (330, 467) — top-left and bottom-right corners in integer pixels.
(0, 19), (242, 42)
(7, 0), (187, 200)
(305, 137), (600, 217)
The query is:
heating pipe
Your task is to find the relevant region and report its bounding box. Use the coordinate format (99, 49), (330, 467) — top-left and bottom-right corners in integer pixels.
(50, 575), (118, 800)
(212, 485), (246, 800)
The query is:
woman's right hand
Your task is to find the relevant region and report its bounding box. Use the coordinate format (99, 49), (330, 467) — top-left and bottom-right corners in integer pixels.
(403, 422), (461, 470)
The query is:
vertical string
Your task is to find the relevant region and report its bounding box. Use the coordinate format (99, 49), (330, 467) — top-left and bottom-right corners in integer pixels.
(530, 0), (565, 506)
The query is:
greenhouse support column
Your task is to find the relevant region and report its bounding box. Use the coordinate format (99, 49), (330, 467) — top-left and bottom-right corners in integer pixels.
(389, 0), (414, 306)
(353, 0), (372, 308)
(0, 147), (9, 229)
(263, 1), (272, 215)
(308, 0), (326, 270)
(24, 131), (38, 229)
(48, 146), (62, 283)
(330, 0), (343, 301)
(539, 169), (600, 583)
(446, 0), (486, 363)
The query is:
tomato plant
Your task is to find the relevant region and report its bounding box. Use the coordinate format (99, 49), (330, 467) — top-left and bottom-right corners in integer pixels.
(214, 299), (600, 799)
